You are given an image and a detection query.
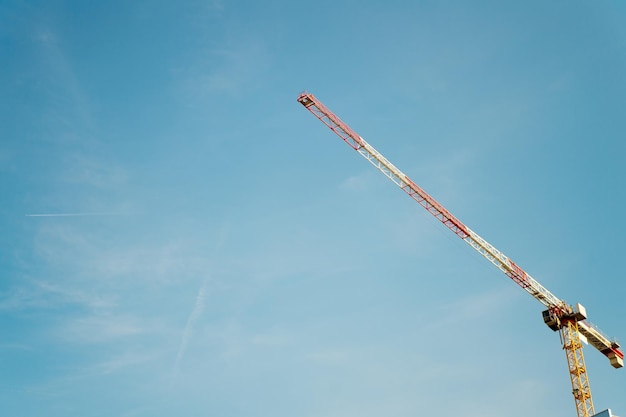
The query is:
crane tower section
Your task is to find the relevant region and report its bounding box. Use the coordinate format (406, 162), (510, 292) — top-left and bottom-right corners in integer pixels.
(296, 91), (624, 370)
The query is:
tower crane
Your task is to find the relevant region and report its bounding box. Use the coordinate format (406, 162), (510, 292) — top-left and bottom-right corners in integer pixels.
(297, 91), (624, 417)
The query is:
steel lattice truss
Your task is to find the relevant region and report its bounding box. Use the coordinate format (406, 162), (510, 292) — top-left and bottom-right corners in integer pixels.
(297, 91), (624, 417)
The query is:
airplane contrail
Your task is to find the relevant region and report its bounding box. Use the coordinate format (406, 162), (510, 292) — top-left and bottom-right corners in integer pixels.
(173, 276), (209, 373)
(172, 222), (230, 374)
(25, 212), (119, 217)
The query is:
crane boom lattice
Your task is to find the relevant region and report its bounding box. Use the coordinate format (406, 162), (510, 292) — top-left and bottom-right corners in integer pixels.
(297, 91), (624, 417)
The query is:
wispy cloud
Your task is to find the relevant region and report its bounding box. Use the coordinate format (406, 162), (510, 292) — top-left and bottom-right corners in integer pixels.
(208, 0), (224, 12)
(173, 276), (209, 372)
(175, 36), (271, 100)
(34, 27), (94, 139)
(339, 171), (372, 192)
(59, 153), (127, 188)
(205, 38), (270, 93)
(173, 223), (230, 372)
(90, 350), (161, 375)
(0, 343), (35, 351)
(307, 348), (350, 365)
(422, 286), (518, 333)
(37, 281), (115, 309)
(58, 313), (146, 344)
(0, 280), (114, 311)
(250, 327), (293, 347)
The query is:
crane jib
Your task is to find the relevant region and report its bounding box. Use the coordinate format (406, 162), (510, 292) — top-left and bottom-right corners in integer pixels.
(402, 177), (470, 239)
(297, 91), (624, 371)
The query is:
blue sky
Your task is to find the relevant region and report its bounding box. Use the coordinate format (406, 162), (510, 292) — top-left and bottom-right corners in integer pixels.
(1, 1), (625, 416)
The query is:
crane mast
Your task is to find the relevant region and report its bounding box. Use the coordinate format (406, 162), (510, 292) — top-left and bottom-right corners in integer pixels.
(297, 91), (623, 417)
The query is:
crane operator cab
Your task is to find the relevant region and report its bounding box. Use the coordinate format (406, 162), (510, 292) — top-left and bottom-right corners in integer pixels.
(542, 309), (561, 331)
(542, 303), (589, 331)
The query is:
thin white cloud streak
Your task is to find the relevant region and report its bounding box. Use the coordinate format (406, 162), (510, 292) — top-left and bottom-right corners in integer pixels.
(91, 350), (160, 375)
(36, 281), (114, 310)
(339, 171), (371, 192)
(0, 280), (113, 311)
(60, 313), (145, 344)
(26, 212), (121, 217)
(173, 222), (230, 372)
(173, 276), (209, 372)
(36, 28), (94, 137)
(61, 153), (128, 188)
